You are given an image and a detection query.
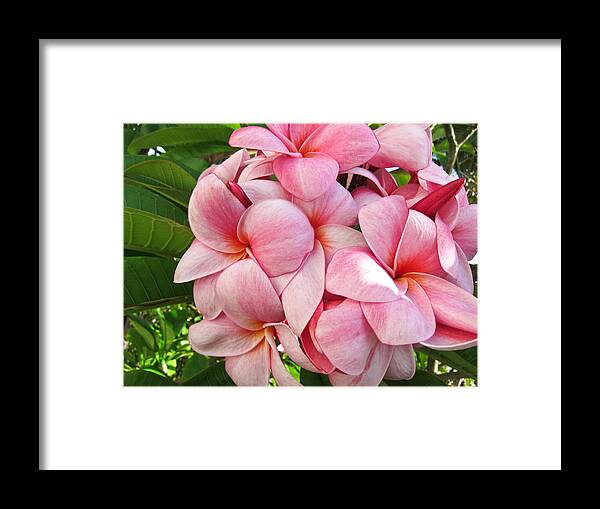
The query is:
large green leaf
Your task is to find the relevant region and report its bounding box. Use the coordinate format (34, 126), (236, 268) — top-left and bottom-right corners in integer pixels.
(180, 353), (211, 383)
(127, 125), (237, 155)
(124, 158), (197, 208)
(421, 347), (478, 379)
(124, 183), (188, 225)
(124, 256), (192, 311)
(124, 369), (175, 386)
(124, 208), (193, 258)
(382, 370), (447, 386)
(181, 361), (235, 386)
(128, 315), (156, 350)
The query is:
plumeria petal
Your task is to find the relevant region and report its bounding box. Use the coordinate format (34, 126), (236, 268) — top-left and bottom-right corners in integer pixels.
(444, 243), (474, 294)
(237, 199), (315, 277)
(274, 323), (317, 372)
(406, 273), (477, 334)
(394, 210), (445, 277)
(282, 240), (325, 336)
(329, 343), (393, 386)
(452, 204), (478, 260)
(265, 124), (296, 151)
(237, 156), (275, 182)
(273, 152), (339, 201)
(174, 239), (245, 283)
(420, 324), (477, 351)
(326, 248), (400, 303)
(314, 299), (378, 376)
(188, 174), (246, 254)
(188, 313), (264, 357)
(300, 124), (380, 171)
(216, 259), (285, 331)
(369, 123), (431, 172)
(193, 273), (222, 320)
(289, 123), (322, 150)
(352, 186), (382, 209)
(225, 340), (271, 386)
(384, 345), (416, 380)
(359, 195), (409, 272)
(229, 126), (292, 154)
(361, 278), (435, 345)
(270, 347), (301, 386)
(293, 181), (358, 228)
(238, 179), (291, 203)
(315, 224), (368, 267)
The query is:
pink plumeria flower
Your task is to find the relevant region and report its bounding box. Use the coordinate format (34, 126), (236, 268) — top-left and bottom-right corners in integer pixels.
(229, 124), (380, 201)
(174, 154), (314, 320)
(314, 195), (477, 386)
(188, 259), (316, 386)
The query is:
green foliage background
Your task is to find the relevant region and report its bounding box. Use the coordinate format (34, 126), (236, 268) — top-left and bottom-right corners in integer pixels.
(123, 123), (478, 386)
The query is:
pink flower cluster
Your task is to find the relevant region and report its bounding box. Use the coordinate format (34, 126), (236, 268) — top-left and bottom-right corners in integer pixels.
(174, 124), (477, 386)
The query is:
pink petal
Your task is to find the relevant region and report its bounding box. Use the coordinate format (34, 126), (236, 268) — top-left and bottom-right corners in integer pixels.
(265, 124), (296, 152)
(274, 324), (316, 372)
(384, 345), (416, 380)
(188, 174), (246, 254)
(369, 123), (432, 172)
(352, 186), (382, 209)
(300, 307), (336, 374)
(237, 199), (315, 277)
(373, 168), (398, 194)
(452, 204), (478, 260)
(174, 239), (245, 283)
(188, 313), (264, 357)
(435, 215), (459, 277)
(411, 178), (466, 220)
(216, 259), (285, 331)
(238, 179), (291, 203)
(420, 324), (477, 351)
(417, 162), (450, 190)
(225, 340), (271, 386)
(269, 271), (296, 296)
(289, 123), (322, 150)
(282, 240), (325, 336)
(361, 278), (435, 345)
(358, 195), (409, 272)
(273, 152), (339, 201)
(270, 347), (301, 386)
(406, 273), (477, 334)
(341, 166), (387, 195)
(444, 243), (474, 294)
(391, 183), (428, 207)
(237, 157), (275, 182)
(293, 181), (358, 228)
(329, 343), (393, 386)
(314, 299), (378, 376)
(205, 148), (249, 184)
(326, 248), (400, 303)
(229, 126), (291, 154)
(300, 124), (380, 171)
(315, 224), (368, 267)
(193, 273), (222, 320)
(394, 210), (445, 277)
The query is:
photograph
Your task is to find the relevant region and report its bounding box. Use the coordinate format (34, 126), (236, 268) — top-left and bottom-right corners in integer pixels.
(123, 123), (478, 387)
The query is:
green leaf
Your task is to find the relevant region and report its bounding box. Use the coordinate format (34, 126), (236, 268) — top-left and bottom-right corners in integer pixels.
(390, 169), (411, 186)
(124, 158), (197, 208)
(124, 369), (174, 386)
(128, 315), (156, 350)
(162, 146), (210, 180)
(382, 370), (447, 386)
(299, 368), (331, 386)
(181, 362), (235, 386)
(127, 125), (236, 155)
(420, 347), (478, 379)
(124, 256), (192, 311)
(180, 353), (210, 383)
(124, 208), (193, 258)
(124, 183), (188, 225)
